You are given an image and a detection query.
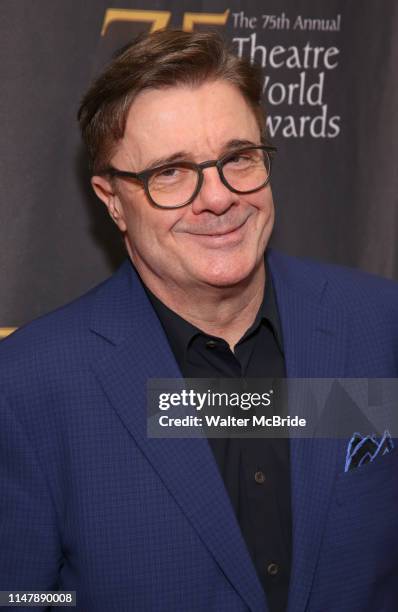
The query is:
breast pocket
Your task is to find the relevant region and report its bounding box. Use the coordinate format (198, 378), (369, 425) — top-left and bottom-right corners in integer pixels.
(334, 443), (398, 506)
(324, 444), (398, 556)
(312, 445), (398, 610)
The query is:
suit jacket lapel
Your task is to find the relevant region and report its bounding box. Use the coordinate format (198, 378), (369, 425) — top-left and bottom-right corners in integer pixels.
(268, 250), (348, 612)
(89, 261), (267, 612)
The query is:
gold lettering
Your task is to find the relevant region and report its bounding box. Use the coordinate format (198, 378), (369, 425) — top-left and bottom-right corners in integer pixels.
(101, 9), (171, 36)
(0, 327), (17, 340)
(182, 9), (230, 32)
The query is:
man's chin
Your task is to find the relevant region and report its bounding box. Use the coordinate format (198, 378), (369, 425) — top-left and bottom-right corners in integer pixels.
(190, 260), (261, 290)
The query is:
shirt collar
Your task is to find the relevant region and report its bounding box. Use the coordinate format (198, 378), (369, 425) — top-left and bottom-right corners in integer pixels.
(145, 255), (284, 359)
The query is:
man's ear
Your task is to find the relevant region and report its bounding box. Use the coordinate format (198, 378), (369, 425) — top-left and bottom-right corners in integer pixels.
(91, 175), (127, 232)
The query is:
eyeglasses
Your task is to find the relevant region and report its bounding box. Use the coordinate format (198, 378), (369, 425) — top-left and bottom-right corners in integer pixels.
(103, 145), (276, 209)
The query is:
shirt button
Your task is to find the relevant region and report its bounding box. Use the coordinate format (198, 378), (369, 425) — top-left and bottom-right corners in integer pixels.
(254, 470), (266, 484)
(266, 562), (279, 576)
(206, 340), (217, 349)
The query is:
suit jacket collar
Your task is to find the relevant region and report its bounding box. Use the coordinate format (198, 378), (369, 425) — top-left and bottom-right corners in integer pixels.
(89, 250), (348, 612)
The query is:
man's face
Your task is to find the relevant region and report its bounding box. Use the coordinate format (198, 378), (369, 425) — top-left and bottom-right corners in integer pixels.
(92, 80), (275, 295)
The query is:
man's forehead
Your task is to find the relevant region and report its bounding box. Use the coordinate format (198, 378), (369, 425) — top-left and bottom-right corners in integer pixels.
(117, 138), (260, 172)
(115, 80), (260, 167)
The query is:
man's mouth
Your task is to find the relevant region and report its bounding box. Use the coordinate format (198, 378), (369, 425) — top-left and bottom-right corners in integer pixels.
(184, 214), (251, 237)
(179, 215), (252, 249)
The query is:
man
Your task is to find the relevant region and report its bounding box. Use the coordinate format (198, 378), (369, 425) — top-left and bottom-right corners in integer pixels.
(0, 30), (397, 612)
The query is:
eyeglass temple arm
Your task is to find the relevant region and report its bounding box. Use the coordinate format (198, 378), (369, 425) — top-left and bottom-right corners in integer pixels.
(105, 168), (140, 179)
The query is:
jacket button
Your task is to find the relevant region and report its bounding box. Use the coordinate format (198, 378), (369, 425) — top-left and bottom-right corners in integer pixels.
(254, 470), (266, 484)
(266, 562), (279, 576)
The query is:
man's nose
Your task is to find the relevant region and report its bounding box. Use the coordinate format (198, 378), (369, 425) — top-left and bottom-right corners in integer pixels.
(190, 166), (237, 215)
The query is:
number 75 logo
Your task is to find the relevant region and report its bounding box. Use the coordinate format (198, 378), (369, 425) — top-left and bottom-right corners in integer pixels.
(101, 8), (229, 35)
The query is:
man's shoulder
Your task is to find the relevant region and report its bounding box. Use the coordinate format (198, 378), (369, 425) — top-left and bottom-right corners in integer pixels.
(0, 260), (136, 384)
(268, 249), (398, 313)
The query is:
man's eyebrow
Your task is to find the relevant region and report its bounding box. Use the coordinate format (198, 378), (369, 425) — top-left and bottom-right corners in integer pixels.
(141, 139), (260, 170)
(142, 151), (191, 171)
(221, 138), (260, 153)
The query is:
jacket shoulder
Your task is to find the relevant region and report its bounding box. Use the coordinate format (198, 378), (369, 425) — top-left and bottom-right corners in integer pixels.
(0, 261), (133, 387)
(268, 249), (398, 314)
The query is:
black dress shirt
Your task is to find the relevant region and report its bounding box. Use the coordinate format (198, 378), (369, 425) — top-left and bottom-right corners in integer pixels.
(146, 265), (291, 612)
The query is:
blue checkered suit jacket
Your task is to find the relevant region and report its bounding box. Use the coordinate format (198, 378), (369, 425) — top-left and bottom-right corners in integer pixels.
(1, 249), (398, 611)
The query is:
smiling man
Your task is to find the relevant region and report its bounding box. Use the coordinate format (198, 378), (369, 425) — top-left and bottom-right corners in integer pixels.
(0, 30), (398, 612)
(89, 47), (275, 349)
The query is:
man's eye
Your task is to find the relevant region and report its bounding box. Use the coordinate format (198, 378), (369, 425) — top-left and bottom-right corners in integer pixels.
(158, 167), (179, 178)
(224, 153), (254, 167)
(150, 166), (193, 190)
(227, 154), (245, 163)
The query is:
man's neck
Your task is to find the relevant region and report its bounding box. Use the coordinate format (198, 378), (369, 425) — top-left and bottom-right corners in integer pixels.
(139, 262), (266, 350)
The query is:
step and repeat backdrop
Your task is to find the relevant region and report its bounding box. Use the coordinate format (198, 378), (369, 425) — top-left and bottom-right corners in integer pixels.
(1, 0), (397, 337)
